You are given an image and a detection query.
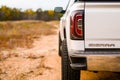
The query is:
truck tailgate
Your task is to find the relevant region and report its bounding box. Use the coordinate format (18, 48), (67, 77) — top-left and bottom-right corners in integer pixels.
(85, 3), (120, 49)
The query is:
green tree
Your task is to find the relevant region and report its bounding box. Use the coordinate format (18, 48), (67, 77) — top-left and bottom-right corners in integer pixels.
(36, 8), (43, 20)
(24, 9), (35, 19)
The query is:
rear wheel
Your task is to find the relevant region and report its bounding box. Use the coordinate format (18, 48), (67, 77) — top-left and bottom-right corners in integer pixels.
(58, 32), (62, 56)
(62, 40), (80, 80)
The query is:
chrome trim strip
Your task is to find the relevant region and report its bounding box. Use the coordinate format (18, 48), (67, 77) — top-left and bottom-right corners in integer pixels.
(85, 3), (120, 8)
(70, 53), (120, 72)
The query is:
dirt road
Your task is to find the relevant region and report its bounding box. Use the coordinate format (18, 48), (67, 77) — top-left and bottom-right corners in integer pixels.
(0, 23), (120, 80)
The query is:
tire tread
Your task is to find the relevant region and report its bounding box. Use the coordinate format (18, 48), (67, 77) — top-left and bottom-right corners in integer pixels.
(62, 40), (80, 80)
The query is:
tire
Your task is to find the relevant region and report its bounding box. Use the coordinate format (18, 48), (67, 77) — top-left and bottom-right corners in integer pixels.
(62, 40), (80, 80)
(58, 32), (62, 56)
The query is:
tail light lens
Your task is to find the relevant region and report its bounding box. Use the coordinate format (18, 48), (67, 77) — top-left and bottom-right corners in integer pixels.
(70, 10), (84, 40)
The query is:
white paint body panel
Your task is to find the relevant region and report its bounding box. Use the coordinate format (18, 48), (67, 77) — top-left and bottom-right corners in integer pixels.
(70, 40), (85, 51)
(64, 2), (85, 52)
(85, 3), (120, 48)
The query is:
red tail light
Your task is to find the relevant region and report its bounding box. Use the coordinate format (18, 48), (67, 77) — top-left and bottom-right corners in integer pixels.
(70, 10), (84, 40)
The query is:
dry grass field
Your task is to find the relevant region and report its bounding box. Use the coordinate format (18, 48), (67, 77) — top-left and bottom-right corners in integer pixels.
(0, 20), (56, 50)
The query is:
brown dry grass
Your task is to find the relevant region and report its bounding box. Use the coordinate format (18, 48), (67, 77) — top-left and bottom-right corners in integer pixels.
(0, 20), (57, 50)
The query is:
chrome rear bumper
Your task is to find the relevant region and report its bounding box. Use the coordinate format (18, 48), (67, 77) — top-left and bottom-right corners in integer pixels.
(69, 51), (120, 72)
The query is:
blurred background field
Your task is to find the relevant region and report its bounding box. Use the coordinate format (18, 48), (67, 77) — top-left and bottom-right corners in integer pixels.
(0, 20), (60, 80)
(0, 20), (57, 50)
(0, 5), (61, 51)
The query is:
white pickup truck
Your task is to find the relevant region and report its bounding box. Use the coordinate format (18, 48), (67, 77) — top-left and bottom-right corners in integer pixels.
(55, 0), (120, 80)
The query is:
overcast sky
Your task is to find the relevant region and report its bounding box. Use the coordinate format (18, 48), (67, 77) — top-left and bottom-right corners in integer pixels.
(0, 0), (69, 11)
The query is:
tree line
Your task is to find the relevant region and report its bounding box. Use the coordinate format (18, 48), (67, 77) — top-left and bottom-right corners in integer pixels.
(0, 6), (62, 21)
